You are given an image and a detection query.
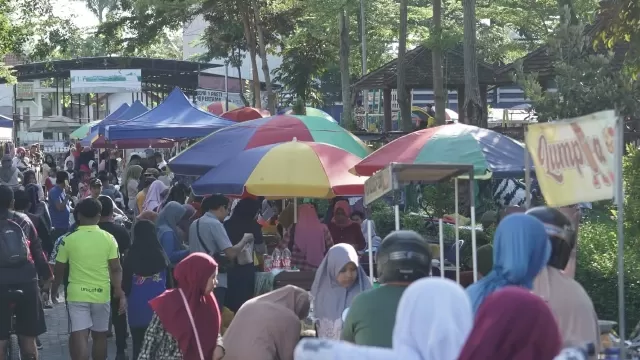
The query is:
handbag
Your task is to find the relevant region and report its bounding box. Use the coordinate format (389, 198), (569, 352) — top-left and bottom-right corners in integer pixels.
(196, 219), (231, 273)
(178, 288), (205, 360)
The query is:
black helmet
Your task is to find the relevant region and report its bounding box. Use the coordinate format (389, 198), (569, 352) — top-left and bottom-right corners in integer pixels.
(376, 230), (432, 284)
(525, 206), (576, 270)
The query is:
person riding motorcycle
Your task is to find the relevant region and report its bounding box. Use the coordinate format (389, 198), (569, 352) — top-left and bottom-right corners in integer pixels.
(527, 206), (600, 358)
(341, 230), (432, 348)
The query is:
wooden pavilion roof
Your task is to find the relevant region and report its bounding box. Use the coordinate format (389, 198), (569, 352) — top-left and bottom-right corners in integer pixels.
(352, 45), (511, 91)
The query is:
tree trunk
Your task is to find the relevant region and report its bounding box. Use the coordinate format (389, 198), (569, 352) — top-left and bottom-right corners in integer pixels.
(251, 0), (276, 115)
(241, 9), (262, 108)
(236, 61), (249, 107)
(397, 0), (412, 131)
(462, 0), (484, 127)
(338, 9), (353, 129)
(432, 0), (446, 126)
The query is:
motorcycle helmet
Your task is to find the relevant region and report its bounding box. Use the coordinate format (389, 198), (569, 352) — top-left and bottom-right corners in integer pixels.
(376, 230), (432, 284)
(525, 206), (576, 270)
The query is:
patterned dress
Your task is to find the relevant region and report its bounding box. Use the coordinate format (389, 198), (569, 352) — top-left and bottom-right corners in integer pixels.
(138, 314), (224, 360)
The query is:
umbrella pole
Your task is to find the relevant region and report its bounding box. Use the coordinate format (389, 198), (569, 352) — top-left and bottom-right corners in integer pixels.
(525, 127), (532, 209)
(439, 219), (445, 278)
(394, 205), (400, 231)
(454, 178), (460, 284)
(293, 197), (297, 224)
(367, 220), (374, 284)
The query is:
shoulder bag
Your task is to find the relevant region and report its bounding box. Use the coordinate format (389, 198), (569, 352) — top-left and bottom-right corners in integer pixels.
(196, 219), (231, 273)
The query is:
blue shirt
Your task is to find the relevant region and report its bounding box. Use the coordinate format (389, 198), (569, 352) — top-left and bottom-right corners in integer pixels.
(48, 185), (69, 229)
(127, 271), (166, 327)
(159, 230), (189, 264)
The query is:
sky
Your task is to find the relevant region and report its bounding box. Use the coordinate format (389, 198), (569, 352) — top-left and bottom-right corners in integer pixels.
(52, 0), (99, 28)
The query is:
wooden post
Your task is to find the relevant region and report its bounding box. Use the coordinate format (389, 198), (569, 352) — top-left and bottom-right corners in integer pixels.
(383, 88), (392, 132)
(457, 86), (465, 123)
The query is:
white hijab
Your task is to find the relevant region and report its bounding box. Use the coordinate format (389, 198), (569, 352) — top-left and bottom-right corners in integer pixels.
(295, 278), (473, 360)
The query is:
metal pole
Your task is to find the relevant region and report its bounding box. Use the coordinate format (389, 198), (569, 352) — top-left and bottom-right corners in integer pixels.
(367, 219), (374, 283)
(524, 126), (532, 209)
(225, 63), (230, 111)
(615, 115), (626, 357)
(454, 178), (460, 283)
(469, 174), (478, 282)
(438, 219), (445, 278)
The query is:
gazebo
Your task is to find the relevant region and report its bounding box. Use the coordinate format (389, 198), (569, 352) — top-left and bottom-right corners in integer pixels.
(352, 45), (511, 131)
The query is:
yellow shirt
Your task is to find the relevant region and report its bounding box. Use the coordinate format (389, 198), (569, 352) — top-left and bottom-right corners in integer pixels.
(56, 225), (119, 303)
(136, 191), (146, 214)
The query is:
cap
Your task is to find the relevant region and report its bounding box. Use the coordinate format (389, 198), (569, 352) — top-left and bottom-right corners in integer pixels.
(144, 168), (160, 177)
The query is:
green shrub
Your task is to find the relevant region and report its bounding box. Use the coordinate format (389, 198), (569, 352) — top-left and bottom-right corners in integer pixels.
(576, 220), (640, 335)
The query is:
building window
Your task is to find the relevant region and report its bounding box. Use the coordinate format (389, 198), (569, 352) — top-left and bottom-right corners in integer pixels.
(43, 132), (53, 140)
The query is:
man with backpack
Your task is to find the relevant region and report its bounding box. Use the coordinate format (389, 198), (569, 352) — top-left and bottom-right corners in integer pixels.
(0, 185), (52, 360)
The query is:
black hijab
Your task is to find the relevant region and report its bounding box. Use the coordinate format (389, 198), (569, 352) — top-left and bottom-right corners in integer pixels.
(224, 198), (263, 246)
(122, 220), (170, 295)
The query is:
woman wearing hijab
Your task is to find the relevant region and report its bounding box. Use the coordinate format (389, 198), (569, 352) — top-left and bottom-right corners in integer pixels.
(176, 204), (196, 244)
(327, 200), (366, 251)
(458, 287), (562, 360)
(122, 164), (143, 213)
(466, 213), (551, 313)
(223, 285), (310, 360)
(143, 179), (169, 212)
(286, 204), (333, 271)
(162, 183), (190, 209)
(295, 278), (473, 360)
(138, 253), (223, 360)
(123, 220), (171, 360)
(0, 154), (22, 190)
(223, 198), (264, 312)
(157, 202), (190, 264)
(311, 243), (371, 339)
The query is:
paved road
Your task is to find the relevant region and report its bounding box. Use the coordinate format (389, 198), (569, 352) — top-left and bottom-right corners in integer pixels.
(39, 300), (131, 360)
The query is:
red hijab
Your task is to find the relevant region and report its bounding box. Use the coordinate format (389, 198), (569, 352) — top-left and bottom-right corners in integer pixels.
(457, 287), (561, 360)
(149, 253), (221, 360)
(331, 200), (353, 228)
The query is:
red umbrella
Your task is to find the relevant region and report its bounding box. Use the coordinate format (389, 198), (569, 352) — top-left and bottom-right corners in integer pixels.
(207, 102), (238, 115)
(221, 107), (270, 122)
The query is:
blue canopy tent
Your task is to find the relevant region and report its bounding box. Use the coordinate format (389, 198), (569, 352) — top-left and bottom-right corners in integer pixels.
(81, 101), (158, 148)
(105, 87), (235, 141)
(0, 115), (12, 129)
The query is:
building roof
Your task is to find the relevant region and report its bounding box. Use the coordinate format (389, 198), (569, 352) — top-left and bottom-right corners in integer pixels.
(352, 45), (510, 91)
(1, 57), (221, 94)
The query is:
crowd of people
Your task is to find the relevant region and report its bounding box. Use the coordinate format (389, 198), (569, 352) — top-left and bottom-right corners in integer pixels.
(0, 141), (603, 360)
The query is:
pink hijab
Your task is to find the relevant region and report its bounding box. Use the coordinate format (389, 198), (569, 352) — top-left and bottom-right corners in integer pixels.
(143, 180), (168, 212)
(295, 204), (329, 268)
(331, 200), (353, 228)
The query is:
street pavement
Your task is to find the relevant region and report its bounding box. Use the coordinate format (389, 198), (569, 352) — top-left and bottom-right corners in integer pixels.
(39, 300), (131, 360)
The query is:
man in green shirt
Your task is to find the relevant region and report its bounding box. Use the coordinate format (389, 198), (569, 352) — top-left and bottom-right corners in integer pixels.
(341, 230), (432, 347)
(52, 198), (125, 360)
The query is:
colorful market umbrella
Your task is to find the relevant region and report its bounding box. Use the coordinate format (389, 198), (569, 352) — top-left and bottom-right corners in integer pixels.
(169, 114), (370, 176)
(191, 141), (366, 198)
(281, 107), (337, 122)
(70, 120), (101, 139)
(352, 123), (527, 178)
(221, 107), (270, 122)
(207, 102), (239, 115)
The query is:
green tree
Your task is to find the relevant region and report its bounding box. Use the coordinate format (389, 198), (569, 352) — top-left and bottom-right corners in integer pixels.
(596, 0), (640, 76)
(515, 19), (640, 122)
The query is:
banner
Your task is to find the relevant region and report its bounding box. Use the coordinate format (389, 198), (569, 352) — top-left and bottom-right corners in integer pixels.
(364, 165), (394, 206)
(70, 69), (142, 94)
(525, 110), (617, 207)
(195, 89), (244, 108)
(15, 83), (34, 100)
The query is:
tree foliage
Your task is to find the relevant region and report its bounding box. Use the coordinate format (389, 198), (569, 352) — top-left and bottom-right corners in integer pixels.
(516, 19), (640, 122)
(596, 0), (640, 76)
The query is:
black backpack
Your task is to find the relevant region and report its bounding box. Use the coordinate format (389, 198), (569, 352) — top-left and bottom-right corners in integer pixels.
(0, 219), (30, 268)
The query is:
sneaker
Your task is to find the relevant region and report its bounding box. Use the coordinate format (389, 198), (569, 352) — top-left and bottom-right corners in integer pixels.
(36, 337), (43, 350)
(43, 300), (53, 309)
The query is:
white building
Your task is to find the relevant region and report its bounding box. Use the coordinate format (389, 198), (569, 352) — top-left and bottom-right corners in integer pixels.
(182, 16), (283, 84)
